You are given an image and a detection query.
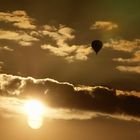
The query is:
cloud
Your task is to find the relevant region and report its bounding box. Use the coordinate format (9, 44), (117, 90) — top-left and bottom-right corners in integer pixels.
(0, 10), (36, 29)
(116, 66), (140, 74)
(0, 97), (25, 116)
(113, 50), (140, 63)
(41, 25), (92, 62)
(0, 11), (92, 61)
(0, 74), (140, 121)
(104, 39), (140, 52)
(104, 39), (140, 74)
(0, 10), (40, 47)
(116, 90), (140, 98)
(90, 21), (118, 31)
(0, 30), (39, 46)
(41, 24), (75, 42)
(41, 44), (92, 62)
(0, 96), (98, 120)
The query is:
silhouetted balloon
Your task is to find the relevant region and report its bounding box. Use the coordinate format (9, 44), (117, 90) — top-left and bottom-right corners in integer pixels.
(91, 40), (103, 54)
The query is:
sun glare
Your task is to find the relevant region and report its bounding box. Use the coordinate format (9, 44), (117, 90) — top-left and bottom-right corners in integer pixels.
(24, 99), (45, 129)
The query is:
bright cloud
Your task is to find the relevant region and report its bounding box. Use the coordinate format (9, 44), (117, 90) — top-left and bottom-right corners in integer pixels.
(0, 11), (93, 62)
(0, 30), (39, 46)
(105, 39), (140, 74)
(0, 10), (36, 29)
(41, 25), (92, 62)
(104, 39), (140, 52)
(116, 66), (140, 74)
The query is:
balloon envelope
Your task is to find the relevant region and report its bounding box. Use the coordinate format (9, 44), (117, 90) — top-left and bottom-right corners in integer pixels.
(91, 40), (103, 54)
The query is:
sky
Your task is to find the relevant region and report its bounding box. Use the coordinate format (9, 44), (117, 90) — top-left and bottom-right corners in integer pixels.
(0, 0), (140, 140)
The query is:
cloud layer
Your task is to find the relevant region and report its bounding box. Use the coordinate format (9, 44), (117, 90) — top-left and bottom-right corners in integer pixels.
(0, 74), (140, 121)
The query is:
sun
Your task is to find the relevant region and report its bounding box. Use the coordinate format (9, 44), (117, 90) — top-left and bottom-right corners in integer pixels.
(24, 99), (45, 129)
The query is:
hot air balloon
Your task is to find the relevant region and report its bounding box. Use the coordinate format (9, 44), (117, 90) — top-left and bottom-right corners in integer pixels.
(91, 40), (103, 54)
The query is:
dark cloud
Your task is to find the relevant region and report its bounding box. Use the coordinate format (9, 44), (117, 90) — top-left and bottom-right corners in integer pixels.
(0, 74), (140, 120)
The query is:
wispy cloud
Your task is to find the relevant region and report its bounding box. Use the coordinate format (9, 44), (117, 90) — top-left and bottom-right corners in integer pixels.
(0, 11), (92, 61)
(0, 30), (39, 46)
(0, 97), (25, 117)
(116, 90), (140, 98)
(104, 39), (140, 74)
(113, 50), (140, 63)
(0, 10), (36, 29)
(0, 45), (13, 51)
(41, 25), (92, 62)
(0, 10), (40, 48)
(0, 74), (140, 121)
(116, 66), (140, 74)
(104, 39), (140, 52)
(90, 21), (118, 31)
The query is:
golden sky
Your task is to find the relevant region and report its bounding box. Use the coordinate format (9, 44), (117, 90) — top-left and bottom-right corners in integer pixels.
(0, 0), (140, 140)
